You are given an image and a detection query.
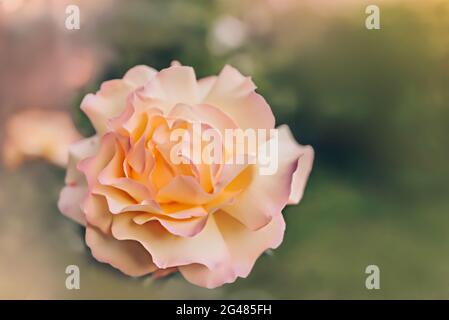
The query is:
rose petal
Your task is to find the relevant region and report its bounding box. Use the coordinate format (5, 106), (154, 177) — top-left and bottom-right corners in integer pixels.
(141, 66), (199, 113)
(212, 156), (252, 192)
(222, 125), (311, 230)
(85, 225), (157, 277)
(133, 213), (208, 237)
(65, 136), (100, 185)
(83, 193), (112, 234)
(81, 82), (133, 135)
(92, 185), (137, 214)
(123, 65), (157, 87)
(81, 65), (156, 135)
(58, 136), (100, 226)
(111, 213), (229, 270)
(156, 176), (215, 205)
(179, 211), (285, 289)
(133, 205), (209, 238)
(78, 133), (116, 187)
(58, 185), (87, 225)
(203, 65), (274, 130)
(282, 128), (314, 205)
(168, 103), (238, 136)
(198, 76), (217, 101)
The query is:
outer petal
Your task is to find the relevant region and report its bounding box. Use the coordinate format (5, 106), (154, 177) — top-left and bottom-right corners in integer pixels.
(58, 185), (87, 225)
(206, 65), (256, 99)
(222, 125), (312, 230)
(197, 76), (217, 101)
(283, 127), (314, 204)
(203, 65), (274, 130)
(179, 211), (285, 289)
(140, 66), (199, 113)
(65, 136), (100, 185)
(58, 136), (100, 226)
(85, 225), (157, 277)
(111, 214), (230, 270)
(83, 193), (112, 234)
(123, 65), (157, 87)
(78, 133), (116, 187)
(81, 65), (156, 135)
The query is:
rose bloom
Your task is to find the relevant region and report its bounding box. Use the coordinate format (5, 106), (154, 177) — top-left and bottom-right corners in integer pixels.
(58, 63), (313, 288)
(3, 109), (82, 169)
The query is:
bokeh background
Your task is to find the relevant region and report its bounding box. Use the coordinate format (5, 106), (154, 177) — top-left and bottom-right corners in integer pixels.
(1, 0), (449, 299)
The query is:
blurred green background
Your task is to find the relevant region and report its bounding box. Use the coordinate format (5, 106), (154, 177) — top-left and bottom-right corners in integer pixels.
(1, 0), (449, 299)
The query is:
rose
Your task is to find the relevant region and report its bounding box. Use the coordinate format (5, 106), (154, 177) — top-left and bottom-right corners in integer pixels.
(58, 63), (313, 288)
(3, 109), (82, 169)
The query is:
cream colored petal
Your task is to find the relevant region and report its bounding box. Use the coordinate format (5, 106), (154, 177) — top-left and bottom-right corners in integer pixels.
(100, 178), (153, 204)
(107, 97), (164, 138)
(81, 65), (157, 135)
(133, 205), (209, 237)
(121, 200), (162, 215)
(135, 204), (208, 220)
(123, 65), (157, 87)
(92, 185), (137, 214)
(82, 193), (112, 234)
(78, 133), (116, 187)
(168, 103), (238, 136)
(206, 65), (256, 99)
(65, 136), (100, 185)
(58, 185), (87, 226)
(179, 211), (285, 289)
(134, 215), (208, 238)
(85, 225), (157, 277)
(212, 156), (252, 192)
(203, 65), (274, 130)
(58, 136), (100, 226)
(111, 214), (230, 270)
(81, 81), (134, 135)
(222, 125), (310, 230)
(198, 76), (217, 101)
(140, 66), (199, 113)
(283, 131), (314, 205)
